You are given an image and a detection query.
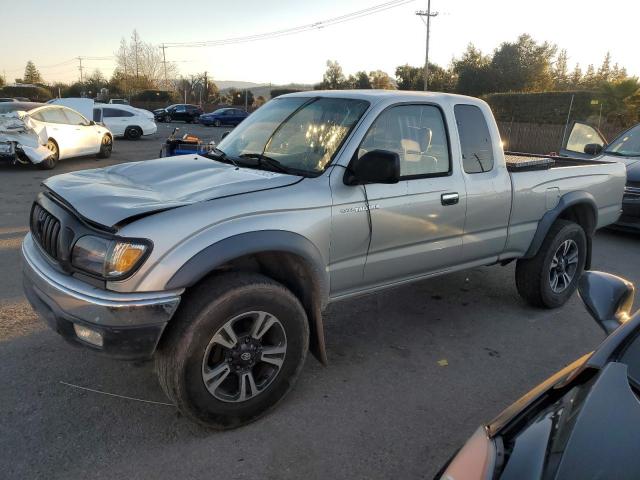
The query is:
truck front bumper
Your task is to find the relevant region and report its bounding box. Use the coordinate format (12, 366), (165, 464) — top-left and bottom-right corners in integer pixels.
(21, 234), (182, 360)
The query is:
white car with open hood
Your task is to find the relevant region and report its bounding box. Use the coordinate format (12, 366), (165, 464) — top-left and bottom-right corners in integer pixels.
(0, 100), (113, 169)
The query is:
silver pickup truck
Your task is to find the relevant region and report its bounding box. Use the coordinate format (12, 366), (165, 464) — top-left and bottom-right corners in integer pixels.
(21, 91), (626, 428)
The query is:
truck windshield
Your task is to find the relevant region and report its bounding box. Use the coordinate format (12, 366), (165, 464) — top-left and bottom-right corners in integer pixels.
(215, 97), (369, 175)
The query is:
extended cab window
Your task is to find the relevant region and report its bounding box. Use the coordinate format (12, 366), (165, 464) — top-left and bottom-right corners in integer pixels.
(359, 104), (450, 178)
(455, 104), (494, 174)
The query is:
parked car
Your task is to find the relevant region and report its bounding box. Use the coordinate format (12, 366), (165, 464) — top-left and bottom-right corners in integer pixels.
(199, 108), (249, 127)
(22, 91), (625, 428)
(153, 104), (203, 123)
(0, 101), (112, 169)
(52, 98), (156, 140)
(436, 270), (640, 480)
(93, 104), (157, 140)
(560, 121), (640, 231)
(108, 98), (129, 105)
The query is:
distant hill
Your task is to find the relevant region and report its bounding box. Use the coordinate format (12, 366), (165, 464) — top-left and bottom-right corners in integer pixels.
(217, 81), (314, 99)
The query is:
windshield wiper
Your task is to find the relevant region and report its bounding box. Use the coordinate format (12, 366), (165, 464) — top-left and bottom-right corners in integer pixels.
(207, 147), (240, 168)
(239, 153), (291, 174)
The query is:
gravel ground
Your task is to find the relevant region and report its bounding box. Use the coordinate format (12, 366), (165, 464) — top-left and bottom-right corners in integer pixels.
(0, 122), (638, 479)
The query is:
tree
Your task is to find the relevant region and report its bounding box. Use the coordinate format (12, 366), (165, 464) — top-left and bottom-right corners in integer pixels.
(552, 49), (570, 90)
(85, 69), (107, 97)
(490, 34), (557, 92)
(582, 64), (597, 88)
(23, 61), (43, 84)
(346, 71), (372, 89)
(369, 70), (395, 89)
(452, 44), (493, 96)
(610, 63), (628, 83)
(321, 60), (346, 89)
(0, 74), (5, 88)
(396, 63), (455, 92)
(598, 78), (640, 124)
(114, 30), (178, 92)
(596, 52), (612, 84)
(254, 95), (267, 108)
(395, 64), (423, 90)
(428, 64), (456, 92)
(227, 88), (254, 107)
(569, 64), (583, 89)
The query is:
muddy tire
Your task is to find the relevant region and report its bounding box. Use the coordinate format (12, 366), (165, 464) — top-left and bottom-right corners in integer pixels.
(96, 134), (112, 159)
(155, 273), (309, 429)
(516, 219), (587, 308)
(38, 139), (59, 170)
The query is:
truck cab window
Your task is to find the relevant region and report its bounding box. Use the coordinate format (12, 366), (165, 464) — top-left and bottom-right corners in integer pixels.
(455, 104), (494, 174)
(359, 104), (450, 178)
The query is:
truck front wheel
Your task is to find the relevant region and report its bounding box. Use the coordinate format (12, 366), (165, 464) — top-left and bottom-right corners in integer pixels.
(515, 219), (587, 308)
(154, 273), (309, 429)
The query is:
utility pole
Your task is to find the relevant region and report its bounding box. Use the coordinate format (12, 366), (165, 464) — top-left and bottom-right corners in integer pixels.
(77, 56), (84, 83)
(244, 89), (248, 111)
(416, 0), (438, 91)
(203, 71), (208, 104)
(161, 43), (168, 90)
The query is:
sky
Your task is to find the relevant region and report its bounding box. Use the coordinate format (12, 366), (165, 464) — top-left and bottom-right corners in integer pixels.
(1, 0), (638, 86)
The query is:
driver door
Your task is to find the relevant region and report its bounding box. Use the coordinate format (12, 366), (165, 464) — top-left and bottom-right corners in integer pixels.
(561, 122), (607, 158)
(62, 108), (101, 155)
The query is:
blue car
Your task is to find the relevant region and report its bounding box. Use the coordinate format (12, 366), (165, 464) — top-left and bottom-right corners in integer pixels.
(199, 108), (249, 127)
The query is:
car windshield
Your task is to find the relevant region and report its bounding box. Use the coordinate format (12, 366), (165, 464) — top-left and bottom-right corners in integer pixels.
(605, 124), (640, 157)
(215, 96), (369, 175)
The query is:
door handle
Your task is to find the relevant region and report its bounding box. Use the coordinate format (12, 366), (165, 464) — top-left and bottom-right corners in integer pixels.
(441, 192), (459, 206)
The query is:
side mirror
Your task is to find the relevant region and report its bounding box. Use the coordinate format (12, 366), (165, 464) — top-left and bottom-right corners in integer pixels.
(221, 131), (230, 140)
(578, 271), (635, 335)
(345, 150), (400, 185)
(584, 143), (604, 156)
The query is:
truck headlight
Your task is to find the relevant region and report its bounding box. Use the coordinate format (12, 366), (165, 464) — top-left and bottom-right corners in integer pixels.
(71, 236), (150, 279)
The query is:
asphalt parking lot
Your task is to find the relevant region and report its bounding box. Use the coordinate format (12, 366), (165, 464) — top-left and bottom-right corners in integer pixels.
(0, 123), (638, 479)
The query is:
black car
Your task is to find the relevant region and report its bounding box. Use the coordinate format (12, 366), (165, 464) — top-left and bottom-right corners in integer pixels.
(153, 104), (203, 123)
(436, 270), (640, 480)
(561, 121), (640, 231)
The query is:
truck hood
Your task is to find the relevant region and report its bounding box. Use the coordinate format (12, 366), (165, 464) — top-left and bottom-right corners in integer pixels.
(44, 155), (301, 228)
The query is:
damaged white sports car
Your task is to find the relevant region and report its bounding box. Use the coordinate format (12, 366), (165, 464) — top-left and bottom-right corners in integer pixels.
(0, 102), (113, 169)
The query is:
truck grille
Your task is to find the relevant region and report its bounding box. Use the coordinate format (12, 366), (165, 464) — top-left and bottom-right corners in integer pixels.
(30, 203), (61, 260)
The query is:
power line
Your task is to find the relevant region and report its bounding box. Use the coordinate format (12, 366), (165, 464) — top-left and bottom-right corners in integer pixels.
(163, 0), (417, 48)
(416, 0), (438, 91)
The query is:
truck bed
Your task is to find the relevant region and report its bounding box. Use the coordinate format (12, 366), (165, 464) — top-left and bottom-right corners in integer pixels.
(505, 151), (612, 172)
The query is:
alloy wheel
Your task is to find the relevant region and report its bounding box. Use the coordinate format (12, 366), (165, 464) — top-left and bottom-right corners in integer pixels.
(201, 311), (287, 403)
(549, 239), (579, 293)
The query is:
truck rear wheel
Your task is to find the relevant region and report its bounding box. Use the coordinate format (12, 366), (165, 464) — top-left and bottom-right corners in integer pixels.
(515, 219), (587, 308)
(154, 272), (309, 429)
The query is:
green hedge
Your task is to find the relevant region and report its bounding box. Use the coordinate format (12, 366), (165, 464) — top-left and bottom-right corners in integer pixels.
(484, 91), (603, 124)
(0, 85), (51, 102)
